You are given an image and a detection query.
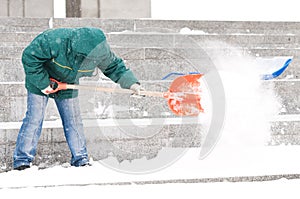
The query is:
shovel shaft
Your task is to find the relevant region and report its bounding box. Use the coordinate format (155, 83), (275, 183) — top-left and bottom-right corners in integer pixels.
(50, 78), (165, 97)
(66, 84), (165, 98)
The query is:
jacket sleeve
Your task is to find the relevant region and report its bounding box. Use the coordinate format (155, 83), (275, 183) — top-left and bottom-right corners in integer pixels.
(22, 33), (52, 90)
(96, 40), (139, 89)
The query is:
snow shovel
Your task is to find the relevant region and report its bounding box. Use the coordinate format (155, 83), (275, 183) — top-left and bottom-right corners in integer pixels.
(49, 74), (204, 116)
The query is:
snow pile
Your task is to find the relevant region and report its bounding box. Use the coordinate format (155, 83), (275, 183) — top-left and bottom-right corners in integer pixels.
(200, 41), (281, 158)
(179, 27), (207, 35)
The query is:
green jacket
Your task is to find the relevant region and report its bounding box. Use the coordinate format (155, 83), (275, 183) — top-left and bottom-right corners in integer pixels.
(22, 27), (139, 99)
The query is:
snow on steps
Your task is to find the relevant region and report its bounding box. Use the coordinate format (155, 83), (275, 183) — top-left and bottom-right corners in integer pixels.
(3, 17), (300, 34)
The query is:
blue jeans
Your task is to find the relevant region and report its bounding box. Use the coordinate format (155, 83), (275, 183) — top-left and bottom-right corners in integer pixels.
(13, 92), (89, 168)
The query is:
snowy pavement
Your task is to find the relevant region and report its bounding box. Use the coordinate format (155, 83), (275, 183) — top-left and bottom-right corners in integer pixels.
(1, 146), (300, 198)
(1, 178), (300, 199)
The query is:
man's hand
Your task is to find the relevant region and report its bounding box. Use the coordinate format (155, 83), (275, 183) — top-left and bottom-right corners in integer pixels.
(41, 85), (54, 95)
(130, 83), (145, 96)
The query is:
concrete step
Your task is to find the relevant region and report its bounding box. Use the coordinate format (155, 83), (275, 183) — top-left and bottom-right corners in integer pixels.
(0, 80), (173, 122)
(0, 17), (49, 32)
(0, 119), (200, 143)
(0, 59), (24, 82)
(271, 80), (300, 114)
(0, 61), (295, 84)
(0, 31), (298, 48)
(0, 116), (299, 172)
(132, 20), (300, 35)
(2, 118), (300, 155)
(0, 80), (299, 122)
(0, 118), (201, 172)
(1, 45), (299, 60)
(0, 32), (39, 43)
(2, 17), (300, 35)
(106, 33), (300, 49)
(53, 18), (300, 35)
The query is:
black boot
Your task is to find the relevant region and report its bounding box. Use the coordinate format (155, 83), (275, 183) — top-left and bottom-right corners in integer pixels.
(14, 165), (30, 171)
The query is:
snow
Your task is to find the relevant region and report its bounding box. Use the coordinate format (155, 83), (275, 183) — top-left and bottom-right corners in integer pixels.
(1, 177), (299, 199)
(1, 41), (299, 198)
(1, 147), (300, 198)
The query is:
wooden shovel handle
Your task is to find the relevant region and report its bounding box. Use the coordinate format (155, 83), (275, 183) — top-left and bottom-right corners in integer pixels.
(49, 78), (165, 97)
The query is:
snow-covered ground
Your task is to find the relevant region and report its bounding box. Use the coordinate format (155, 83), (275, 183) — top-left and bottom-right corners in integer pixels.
(1, 175), (300, 199)
(1, 42), (299, 198)
(1, 146), (300, 199)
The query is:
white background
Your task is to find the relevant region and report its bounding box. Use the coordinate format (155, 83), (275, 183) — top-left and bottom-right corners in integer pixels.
(152, 0), (300, 21)
(54, 0), (300, 21)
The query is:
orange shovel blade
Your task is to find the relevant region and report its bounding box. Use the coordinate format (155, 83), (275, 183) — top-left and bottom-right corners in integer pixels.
(167, 74), (204, 116)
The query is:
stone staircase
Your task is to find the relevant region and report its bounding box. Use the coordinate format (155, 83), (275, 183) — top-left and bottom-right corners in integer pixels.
(0, 17), (299, 172)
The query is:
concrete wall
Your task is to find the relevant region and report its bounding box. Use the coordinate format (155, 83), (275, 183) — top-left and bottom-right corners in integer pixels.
(99, 0), (151, 18)
(0, 0), (151, 18)
(78, 0), (152, 18)
(0, 0), (8, 16)
(0, 0), (54, 17)
(81, 0), (99, 17)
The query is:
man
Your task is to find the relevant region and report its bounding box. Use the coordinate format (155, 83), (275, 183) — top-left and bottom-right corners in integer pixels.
(13, 27), (142, 170)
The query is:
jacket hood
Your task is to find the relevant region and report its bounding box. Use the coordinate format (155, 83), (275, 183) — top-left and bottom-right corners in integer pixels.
(71, 27), (106, 59)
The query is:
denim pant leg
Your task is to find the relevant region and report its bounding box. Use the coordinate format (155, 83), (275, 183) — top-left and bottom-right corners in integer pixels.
(55, 97), (88, 166)
(13, 92), (48, 168)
